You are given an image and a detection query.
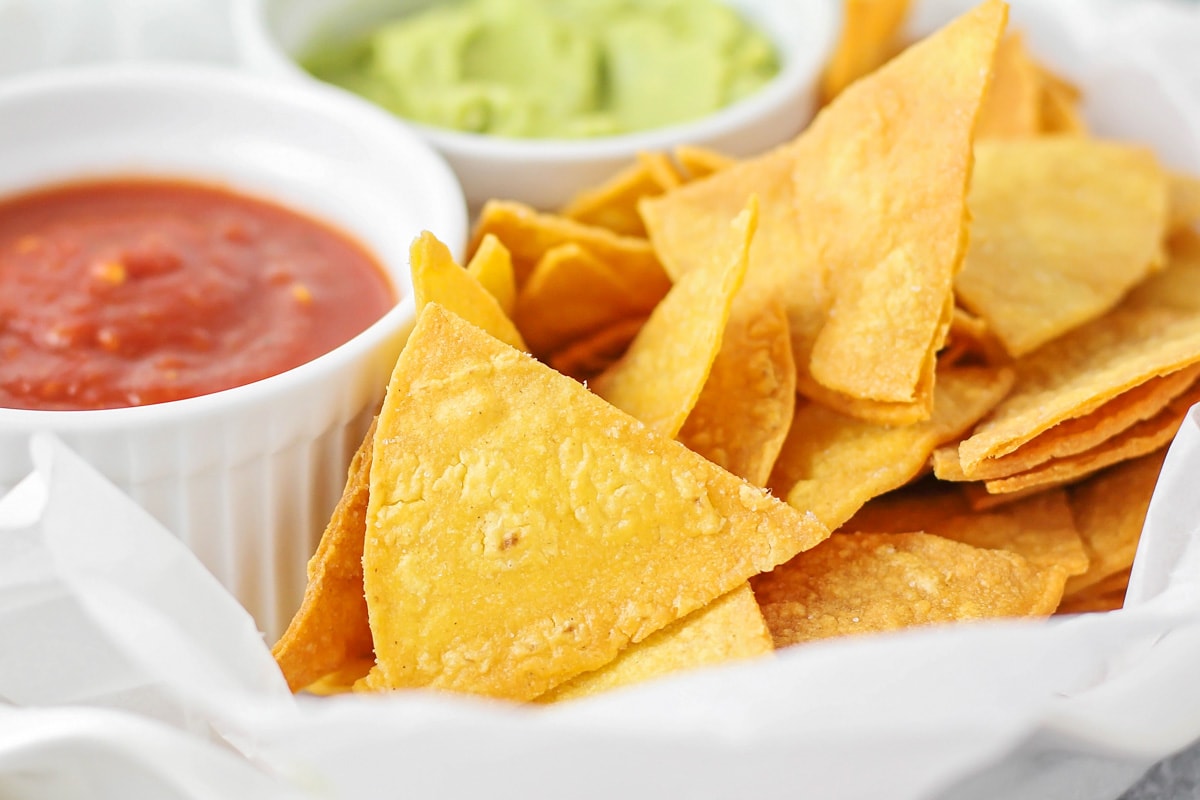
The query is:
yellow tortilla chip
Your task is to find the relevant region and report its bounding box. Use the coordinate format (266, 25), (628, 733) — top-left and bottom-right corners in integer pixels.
(591, 199), (756, 438)
(465, 233), (517, 317)
(1038, 66), (1088, 135)
(675, 144), (737, 181)
(273, 419), (376, 693)
(820, 0), (913, 102)
(918, 489), (1088, 577)
(361, 303), (829, 700)
(978, 381), (1197, 494)
(303, 657), (375, 696)
(768, 365), (1014, 530)
(801, 0), (1006, 405)
(842, 477), (973, 534)
(1065, 449), (1167, 596)
(411, 230), (527, 351)
(1056, 568), (1130, 615)
(470, 199), (671, 293)
(753, 531), (1065, 648)
(560, 152), (681, 237)
(941, 365), (1200, 480)
(1169, 172), (1200, 234)
(678, 289), (795, 486)
(956, 138), (1169, 357)
(976, 33), (1042, 139)
(514, 243), (664, 357)
(957, 230), (1200, 471)
(642, 1), (1007, 419)
(942, 306), (1010, 367)
(547, 316), (645, 382)
(538, 583), (771, 703)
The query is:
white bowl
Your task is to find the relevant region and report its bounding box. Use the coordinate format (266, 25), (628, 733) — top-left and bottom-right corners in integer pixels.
(232, 0), (842, 211)
(0, 65), (467, 640)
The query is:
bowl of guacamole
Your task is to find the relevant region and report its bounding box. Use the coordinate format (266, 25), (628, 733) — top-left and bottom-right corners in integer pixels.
(235, 0), (840, 209)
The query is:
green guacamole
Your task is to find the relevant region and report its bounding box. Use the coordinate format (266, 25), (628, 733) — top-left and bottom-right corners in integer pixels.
(302, 0), (780, 138)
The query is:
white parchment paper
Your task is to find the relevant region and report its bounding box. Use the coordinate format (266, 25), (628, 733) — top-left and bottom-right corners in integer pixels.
(2, 1), (1200, 798)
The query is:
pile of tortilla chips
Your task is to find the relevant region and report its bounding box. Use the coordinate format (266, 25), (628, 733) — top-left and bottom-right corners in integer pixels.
(273, 0), (1200, 702)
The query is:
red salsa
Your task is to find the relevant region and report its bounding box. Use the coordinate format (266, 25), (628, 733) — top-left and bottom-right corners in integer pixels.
(0, 179), (395, 410)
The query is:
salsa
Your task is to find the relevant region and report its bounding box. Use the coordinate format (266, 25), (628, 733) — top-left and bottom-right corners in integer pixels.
(0, 179), (395, 411)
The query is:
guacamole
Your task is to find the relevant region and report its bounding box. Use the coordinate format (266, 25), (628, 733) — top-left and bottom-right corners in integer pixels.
(302, 0), (780, 138)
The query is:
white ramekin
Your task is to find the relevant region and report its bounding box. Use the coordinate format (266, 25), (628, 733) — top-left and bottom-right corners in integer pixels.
(231, 0), (842, 211)
(0, 65), (467, 641)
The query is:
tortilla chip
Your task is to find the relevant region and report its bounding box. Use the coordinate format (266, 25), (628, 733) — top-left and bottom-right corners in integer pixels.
(957, 230), (1200, 471)
(465, 233), (517, 317)
(801, 0), (1006, 405)
(956, 138), (1168, 357)
(942, 306), (1010, 367)
(675, 144), (737, 181)
(1065, 449), (1167, 596)
(1056, 568), (1130, 615)
(1168, 172), (1200, 234)
(547, 316), (646, 382)
(1038, 66), (1088, 135)
(978, 381), (1197, 494)
(514, 243), (664, 357)
(921, 489), (1088, 577)
(360, 304), (829, 700)
(768, 365), (1014, 530)
(975, 33), (1042, 139)
(591, 199), (755, 438)
(678, 289), (795, 486)
(642, 1), (1007, 419)
(272, 419), (376, 693)
(753, 531), (1065, 648)
(820, 0), (913, 102)
(538, 583), (771, 703)
(560, 152), (681, 237)
(411, 230), (527, 351)
(941, 365), (1200, 480)
(470, 199), (671, 293)
(841, 477), (973, 534)
(302, 656), (375, 696)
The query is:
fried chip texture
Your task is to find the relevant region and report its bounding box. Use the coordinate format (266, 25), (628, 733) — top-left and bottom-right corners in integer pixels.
(1065, 449), (1167, 597)
(957, 138), (1168, 357)
(799, 0), (1006, 405)
(361, 304), (829, 700)
(465, 233), (517, 317)
(678, 289), (795, 486)
(515, 243), (663, 357)
(538, 583), (772, 703)
(592, 199), (756, 438)
(471, 199), (670, 292)
(975, 33), (1041, 140)
(768, 365), (1014, 530)
(273, 419), (376, 693)
(753, 531), (1065, 648)
(411, 231), (527, 351)
(957, 230), (1200, 472)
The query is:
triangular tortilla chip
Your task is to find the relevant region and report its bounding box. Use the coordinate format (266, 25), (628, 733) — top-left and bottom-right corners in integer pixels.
(411, 231), (527, 351)
(538, 583), (771, 703)
(799, 0), (1007, 405)
(560, 152), (681, 237)
(957, 230), (1200, 471)
(361, 304), (828, 700)
(470, 199), (671, 293)
(956, 138), (1168, 357)
(820, 0), (912, 102)
(753, 531), (1065, 648)
(591, 199), (756, 438)
(768, 365), (1014, 530)
(975, 33), (1042, 139)
(272, 419), (376, 692)
(515, 243), (663, 357)
(678, 288), (795, 486)
(1065, 449), (1167, 596)
(465, 233), (517, 317)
